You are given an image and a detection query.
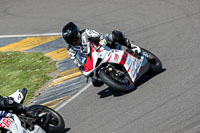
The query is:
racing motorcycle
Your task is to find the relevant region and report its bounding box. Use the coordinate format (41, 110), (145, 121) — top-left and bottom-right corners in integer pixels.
(75, 41), (162, 92)
(0, 88), (65, 133)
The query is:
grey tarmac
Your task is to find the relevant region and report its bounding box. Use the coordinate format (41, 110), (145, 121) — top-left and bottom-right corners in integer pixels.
(1, 0), (200, 132)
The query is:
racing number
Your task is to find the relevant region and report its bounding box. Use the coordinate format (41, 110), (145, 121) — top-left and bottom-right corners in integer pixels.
(17, 94), (22, 101)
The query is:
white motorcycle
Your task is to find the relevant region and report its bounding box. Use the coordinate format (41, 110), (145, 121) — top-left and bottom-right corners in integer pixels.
(75, 42), (163, 92)
(0, 88), (65, 133)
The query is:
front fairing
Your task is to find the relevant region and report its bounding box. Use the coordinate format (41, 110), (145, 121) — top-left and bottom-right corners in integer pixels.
(105, 50), (149, 82)
(0, 113), (46, 133)
(0, 113), (27, 132)
(80, 44), (149, 82)
(76, 51), (87, 66)
(81, 45), (111, 76)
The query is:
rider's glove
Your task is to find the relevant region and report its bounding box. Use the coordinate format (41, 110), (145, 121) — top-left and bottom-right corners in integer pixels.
(95, 39), (107, 51)
(68, 50), (76, 60)
(99, 39), (107, 47)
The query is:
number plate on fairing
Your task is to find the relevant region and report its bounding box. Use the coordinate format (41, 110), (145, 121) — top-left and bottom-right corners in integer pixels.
(9, 90), (24, 104)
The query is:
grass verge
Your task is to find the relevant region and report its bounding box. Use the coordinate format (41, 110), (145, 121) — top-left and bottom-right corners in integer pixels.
(0, 51), (57, 101)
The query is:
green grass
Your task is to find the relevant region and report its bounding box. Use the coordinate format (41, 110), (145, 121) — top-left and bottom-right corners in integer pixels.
(0, 51), (57, 101)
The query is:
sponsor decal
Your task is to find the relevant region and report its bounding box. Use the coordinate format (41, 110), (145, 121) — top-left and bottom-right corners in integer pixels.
(127, 58), (132, 66)
(0, 118), (13, 128)
(120, 52), (128, 65)
(114, 54), (119, 61)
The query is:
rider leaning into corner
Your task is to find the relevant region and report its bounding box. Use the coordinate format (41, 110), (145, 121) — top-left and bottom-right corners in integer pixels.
(61, 22), (142, 85)
(0, 95), (35, 117)
(0, 96), (24, 111)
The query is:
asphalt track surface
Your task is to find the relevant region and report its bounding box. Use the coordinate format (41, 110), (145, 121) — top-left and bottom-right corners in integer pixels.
(1, 0), (200, 133)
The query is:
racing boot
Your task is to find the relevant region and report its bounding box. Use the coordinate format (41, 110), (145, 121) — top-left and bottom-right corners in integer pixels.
(123, 38), (141, 59)
(111, 30), (141, 58)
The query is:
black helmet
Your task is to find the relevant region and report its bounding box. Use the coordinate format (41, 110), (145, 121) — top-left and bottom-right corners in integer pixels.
(62, 22), (80, 45)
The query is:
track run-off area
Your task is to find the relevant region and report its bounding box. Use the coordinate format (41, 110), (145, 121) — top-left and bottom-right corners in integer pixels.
(1, 0), (200, 133)
(0, 35), (86, 107)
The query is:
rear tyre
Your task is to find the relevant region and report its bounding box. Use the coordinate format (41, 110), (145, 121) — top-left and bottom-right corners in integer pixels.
(99, 68), (135, 92)
(141, 48), (162, 74)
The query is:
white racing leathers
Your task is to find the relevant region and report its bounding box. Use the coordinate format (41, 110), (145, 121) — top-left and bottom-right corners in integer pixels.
(67, 29), (113, 68)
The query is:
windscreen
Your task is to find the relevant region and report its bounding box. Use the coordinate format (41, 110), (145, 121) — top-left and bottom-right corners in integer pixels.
(76, 51), (87, 66)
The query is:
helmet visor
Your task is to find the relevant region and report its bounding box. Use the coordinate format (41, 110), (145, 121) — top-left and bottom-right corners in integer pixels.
(66, 31), (79, 45)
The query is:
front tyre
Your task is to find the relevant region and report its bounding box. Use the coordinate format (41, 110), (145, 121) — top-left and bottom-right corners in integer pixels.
(99, 68), (135, 92)
(28, 105), (65, 133)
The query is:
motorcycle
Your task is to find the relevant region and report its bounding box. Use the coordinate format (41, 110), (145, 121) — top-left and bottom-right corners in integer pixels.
(0, 88), (65, 133)
(75, 41), (163, 92)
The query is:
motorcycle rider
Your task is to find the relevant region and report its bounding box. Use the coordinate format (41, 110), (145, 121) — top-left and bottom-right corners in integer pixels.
(0, 95), (35, 117)
(62, 22), (141, 69)
(0, 96), (24, 111)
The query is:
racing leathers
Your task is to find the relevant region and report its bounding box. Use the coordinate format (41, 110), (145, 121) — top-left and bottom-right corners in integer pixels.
(67, 29), (141, 69)
(0, 96), (24, 112)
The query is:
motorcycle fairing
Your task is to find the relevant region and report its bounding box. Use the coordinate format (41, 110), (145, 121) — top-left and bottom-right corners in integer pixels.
(0, 113), (25, 132)
(83, 45), (96, 73)
(106, 50), (146, 82)
(81, 44), (148, 82)
(0, 112), (46, 133)
(82, 45), (114, 75)
(0, 117), (13, 129)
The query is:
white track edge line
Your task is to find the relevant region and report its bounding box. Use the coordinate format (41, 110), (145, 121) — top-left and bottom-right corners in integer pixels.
(55, 82), (92, 111)
(0, 33), (62, 38)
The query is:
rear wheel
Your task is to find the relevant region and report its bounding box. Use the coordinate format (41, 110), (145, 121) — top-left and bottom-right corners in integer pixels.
(99, 66), (135, 92)
(141, 48), (162, 74)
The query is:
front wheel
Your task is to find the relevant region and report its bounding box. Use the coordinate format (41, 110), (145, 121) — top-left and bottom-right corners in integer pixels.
(99, 67), (135, 92)
(27, 105), (65, 133)
(141, 48), (163, 74)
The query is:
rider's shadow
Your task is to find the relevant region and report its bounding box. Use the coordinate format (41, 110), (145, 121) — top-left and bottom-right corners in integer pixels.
(97, 69), (166, 98)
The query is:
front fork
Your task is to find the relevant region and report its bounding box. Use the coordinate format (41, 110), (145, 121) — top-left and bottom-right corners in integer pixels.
(103, 64), (130, 85)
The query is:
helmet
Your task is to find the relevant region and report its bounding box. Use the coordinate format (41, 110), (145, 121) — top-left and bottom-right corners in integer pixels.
(62, 22), (80, 45)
